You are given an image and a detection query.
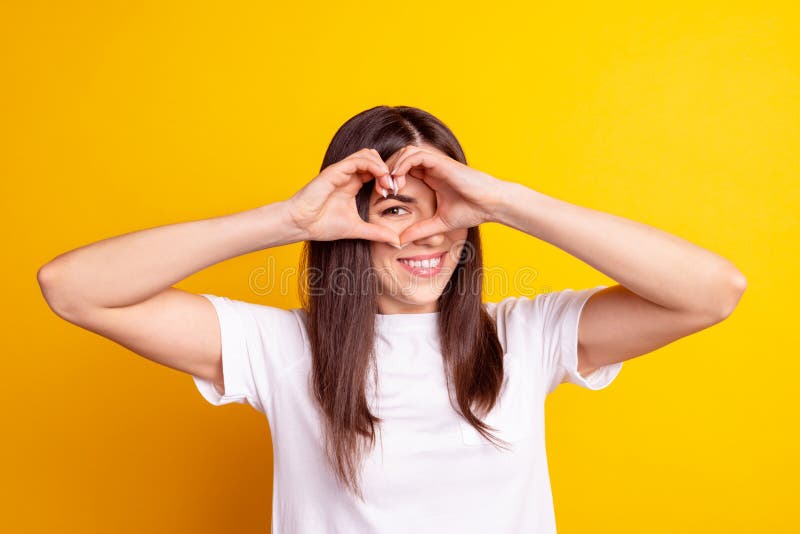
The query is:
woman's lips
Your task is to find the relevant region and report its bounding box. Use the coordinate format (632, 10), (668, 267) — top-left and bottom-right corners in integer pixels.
(396, 252), (447, 278)
(398, 251), (446, 261)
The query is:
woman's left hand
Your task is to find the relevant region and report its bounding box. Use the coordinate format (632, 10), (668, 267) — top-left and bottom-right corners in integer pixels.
(387, 145), (509, 244)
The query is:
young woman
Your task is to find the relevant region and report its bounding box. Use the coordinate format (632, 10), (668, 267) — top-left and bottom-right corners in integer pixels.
(37, 105), (746, 533)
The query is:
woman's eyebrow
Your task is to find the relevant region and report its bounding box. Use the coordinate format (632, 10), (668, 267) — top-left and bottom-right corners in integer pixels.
(373, 193), (417, 206)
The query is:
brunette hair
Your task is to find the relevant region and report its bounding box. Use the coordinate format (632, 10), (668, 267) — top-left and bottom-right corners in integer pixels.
(299, 105), (507, 500)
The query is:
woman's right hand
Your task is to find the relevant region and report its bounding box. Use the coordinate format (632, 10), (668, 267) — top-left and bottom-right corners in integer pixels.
(286, 148), (400, 245)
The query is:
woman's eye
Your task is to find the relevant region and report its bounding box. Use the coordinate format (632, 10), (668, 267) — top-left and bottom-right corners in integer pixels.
(381, 205), (410, 216)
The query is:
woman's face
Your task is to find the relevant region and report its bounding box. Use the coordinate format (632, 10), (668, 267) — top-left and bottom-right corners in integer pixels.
(368, 145), (469, 314)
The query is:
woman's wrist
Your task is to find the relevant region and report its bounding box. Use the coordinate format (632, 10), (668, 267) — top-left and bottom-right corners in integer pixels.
(253, 200), (311, 248)
(488, 180), (560, 237)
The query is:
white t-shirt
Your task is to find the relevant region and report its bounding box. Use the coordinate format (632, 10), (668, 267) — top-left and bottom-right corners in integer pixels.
(191, 285), (623, 533)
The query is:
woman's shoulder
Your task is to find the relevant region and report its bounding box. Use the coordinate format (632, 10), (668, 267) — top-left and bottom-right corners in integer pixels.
(200, 293), (310, 354)
(202, 293), (304, 322)
(483, 285), (609, 327)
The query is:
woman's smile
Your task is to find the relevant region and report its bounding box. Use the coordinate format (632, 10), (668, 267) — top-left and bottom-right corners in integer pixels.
(396, 251), (447, 277)
(368, 159), (469, 313)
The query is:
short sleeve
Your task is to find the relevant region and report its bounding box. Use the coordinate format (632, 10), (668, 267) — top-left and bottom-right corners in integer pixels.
(191, 293), (307, 415)
(487, 285), (623, 396)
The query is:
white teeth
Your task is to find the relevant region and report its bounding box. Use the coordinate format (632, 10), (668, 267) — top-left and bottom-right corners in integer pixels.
(399, 255), (442, 269)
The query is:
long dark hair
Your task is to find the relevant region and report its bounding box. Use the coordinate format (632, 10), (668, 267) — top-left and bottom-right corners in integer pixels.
(299, 105), (507, 500)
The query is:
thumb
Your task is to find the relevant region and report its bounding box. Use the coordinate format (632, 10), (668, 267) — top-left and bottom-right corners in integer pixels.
(353, 221), (401, 247)
(399, 216), (449, 244)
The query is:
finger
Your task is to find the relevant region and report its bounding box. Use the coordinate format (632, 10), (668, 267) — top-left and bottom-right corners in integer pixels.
(385, 145), (413, 180)
(392, 173), (406, 192)
(347, 152), (388, 177)
(391, 148), (433, 181)
(398, 215), (450, 245)
(384, 144), (411, 169)
(387, 145), (419, 177)
(338, 156), (390, 188)
(351, 222), (401, 247)
(361, 148), (393, 191)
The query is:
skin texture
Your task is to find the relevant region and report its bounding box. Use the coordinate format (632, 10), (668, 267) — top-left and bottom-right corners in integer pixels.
(36, 143), (747, 393)
(376, 143), (748, 377)
(367, 160), (468, 314)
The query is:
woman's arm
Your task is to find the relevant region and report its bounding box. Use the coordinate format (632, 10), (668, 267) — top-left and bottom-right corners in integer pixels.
(38, 148), (398, 318)
(387, 144), (747, 377)
(37, 148), (396, 389)
(493, 182), (747, 318)
(492, 182), (747, 376)
(37, 201), (304, 317)
(36, 201), (307, 392)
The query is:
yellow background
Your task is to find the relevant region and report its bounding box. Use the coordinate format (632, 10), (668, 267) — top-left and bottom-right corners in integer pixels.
(5, 1), (797, 532)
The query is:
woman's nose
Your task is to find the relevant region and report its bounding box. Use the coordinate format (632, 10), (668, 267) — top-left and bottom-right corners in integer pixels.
(412, 229), (446, 247)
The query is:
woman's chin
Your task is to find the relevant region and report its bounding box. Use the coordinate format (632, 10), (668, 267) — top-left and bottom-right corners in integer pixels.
(388, 290), (442, 308)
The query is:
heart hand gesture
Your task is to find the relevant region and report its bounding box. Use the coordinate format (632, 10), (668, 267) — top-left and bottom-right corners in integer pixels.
(287, 148), (400, 245)
(387, 145), (508, 244)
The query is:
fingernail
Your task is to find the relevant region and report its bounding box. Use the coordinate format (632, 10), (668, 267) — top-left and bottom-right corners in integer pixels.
(390, 176), (398, 194)
(379, 187), (388, 198)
